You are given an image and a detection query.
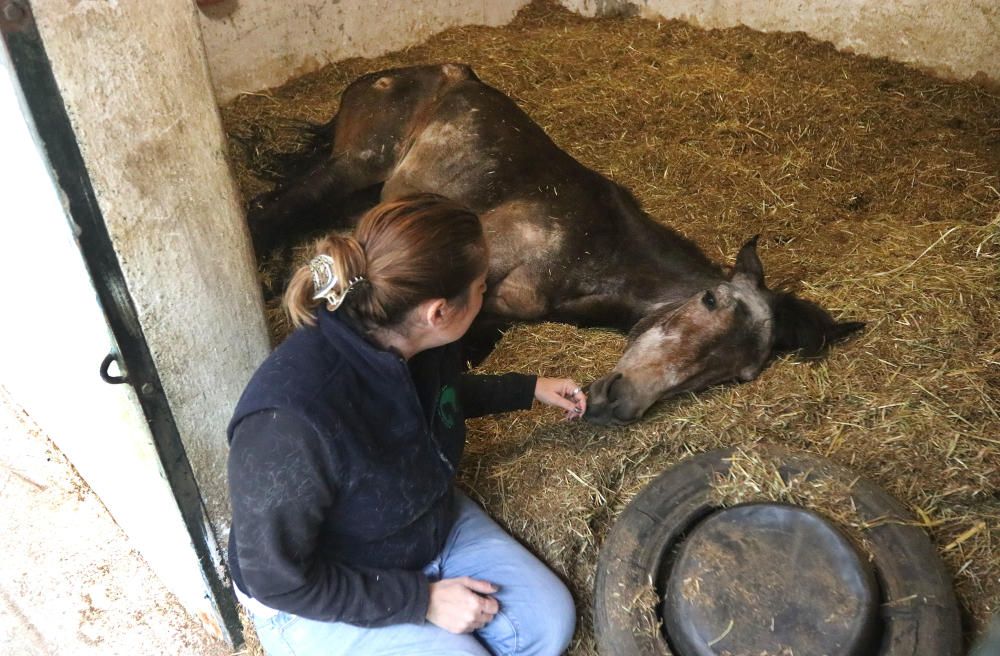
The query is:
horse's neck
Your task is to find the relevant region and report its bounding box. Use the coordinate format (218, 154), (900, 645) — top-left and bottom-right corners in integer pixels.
(604, 184), (724, 316)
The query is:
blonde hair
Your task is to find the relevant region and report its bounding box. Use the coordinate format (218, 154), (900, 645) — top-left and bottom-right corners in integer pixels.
(283, 194), (487, 330)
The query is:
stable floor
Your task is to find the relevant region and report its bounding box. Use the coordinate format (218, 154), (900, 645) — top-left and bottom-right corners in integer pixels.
(0, 386), (233, 656)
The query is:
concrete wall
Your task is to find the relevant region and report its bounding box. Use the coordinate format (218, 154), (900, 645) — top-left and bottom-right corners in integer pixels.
(566, 0), (1000, 86)
(200, 0), (532, 102)
(0, 45), (232, 641)
(199, 0), (998, 101)
(31, 0), (270, 543)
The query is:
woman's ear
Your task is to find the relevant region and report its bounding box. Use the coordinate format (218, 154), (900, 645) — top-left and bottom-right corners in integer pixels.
(421, 298), (449, 328)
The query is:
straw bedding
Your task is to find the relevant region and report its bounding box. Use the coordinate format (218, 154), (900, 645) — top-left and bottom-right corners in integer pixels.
(222, 2), (999, 652)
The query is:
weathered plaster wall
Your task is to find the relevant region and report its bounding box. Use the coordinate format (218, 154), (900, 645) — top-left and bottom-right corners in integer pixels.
(200, 1), (997, 100)
(199, 0), (532, 102)
(0, 44), (232, 642)
(32, 0), (270, 542)
(565, 0), (1000, 86)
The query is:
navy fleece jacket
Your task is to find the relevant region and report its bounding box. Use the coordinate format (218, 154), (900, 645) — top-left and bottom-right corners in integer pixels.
(226, 309), (535, 626)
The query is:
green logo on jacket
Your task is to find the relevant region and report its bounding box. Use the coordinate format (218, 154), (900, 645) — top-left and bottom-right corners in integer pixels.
(437, 385), (459, 429)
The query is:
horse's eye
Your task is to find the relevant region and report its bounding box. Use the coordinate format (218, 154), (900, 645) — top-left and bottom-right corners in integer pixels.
(702, 290), (717, 310)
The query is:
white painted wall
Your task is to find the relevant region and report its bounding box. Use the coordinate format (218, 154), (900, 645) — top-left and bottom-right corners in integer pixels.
(199, 0), (998, 102)
(199, 0), (532, 102)
(0, 48), (230, 642)
(567, 0), (1000, 85)
(31, 0), (271, 541)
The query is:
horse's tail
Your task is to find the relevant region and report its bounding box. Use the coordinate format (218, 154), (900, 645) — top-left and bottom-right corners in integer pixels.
(231, 114), (337, 185)
(260, 116), (337, 186)
(267, 116), (337, 183)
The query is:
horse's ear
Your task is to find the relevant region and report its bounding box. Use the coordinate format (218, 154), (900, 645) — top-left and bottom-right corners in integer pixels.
(771, 292), (865, 357)
(732, 235), (765, 288)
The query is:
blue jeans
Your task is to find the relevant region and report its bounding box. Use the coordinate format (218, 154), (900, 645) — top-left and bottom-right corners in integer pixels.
(248, 492), (576, 655)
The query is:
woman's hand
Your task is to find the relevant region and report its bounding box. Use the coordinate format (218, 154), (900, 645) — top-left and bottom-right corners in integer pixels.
(426, 577), (500, 634)
(535, 377), (587, 420)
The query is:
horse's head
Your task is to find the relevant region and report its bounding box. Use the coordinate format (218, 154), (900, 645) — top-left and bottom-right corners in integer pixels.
(585, 238), (863, 425)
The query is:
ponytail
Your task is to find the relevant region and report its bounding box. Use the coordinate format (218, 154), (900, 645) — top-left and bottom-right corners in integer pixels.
(283, 194), (487, 331)
(283, 234), (366, 328)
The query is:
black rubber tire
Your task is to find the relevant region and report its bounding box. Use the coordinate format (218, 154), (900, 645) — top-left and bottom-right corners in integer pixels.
(593, 446), (962, 656)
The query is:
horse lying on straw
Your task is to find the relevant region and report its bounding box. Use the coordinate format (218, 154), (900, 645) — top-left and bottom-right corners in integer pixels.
(248, 63), (863, 425)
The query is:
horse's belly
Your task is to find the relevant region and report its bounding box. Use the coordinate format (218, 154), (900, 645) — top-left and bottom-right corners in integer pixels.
(484, 266), (549, 319)
(479, 199), (571, 319)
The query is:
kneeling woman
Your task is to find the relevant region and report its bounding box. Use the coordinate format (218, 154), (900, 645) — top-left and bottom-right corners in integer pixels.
(228, 194), (583, 655)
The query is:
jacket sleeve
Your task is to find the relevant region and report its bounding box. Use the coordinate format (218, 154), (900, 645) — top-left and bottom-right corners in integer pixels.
(228, 410), (429, 626)
(456, 372), (537, 418)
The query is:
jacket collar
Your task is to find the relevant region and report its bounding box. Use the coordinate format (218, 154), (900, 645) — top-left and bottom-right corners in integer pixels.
(316, 307), (457, 392)
(317, 308), (408, 376)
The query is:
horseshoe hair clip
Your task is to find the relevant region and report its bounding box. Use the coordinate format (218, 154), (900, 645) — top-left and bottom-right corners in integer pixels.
(309, 254), (365, 310)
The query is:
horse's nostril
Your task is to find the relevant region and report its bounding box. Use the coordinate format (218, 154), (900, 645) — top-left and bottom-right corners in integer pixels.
(612, 406), (641, 425)
(583, 400), (621, 425)
(605, 372), (624, 399)
(583, 374), (620, 423)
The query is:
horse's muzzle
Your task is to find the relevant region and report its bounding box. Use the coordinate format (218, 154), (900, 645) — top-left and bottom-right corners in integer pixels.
(583, 372), (645, 425)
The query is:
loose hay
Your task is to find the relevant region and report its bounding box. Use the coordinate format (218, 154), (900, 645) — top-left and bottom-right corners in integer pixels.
(626, 580), (663, 645)
(709, 447), (875, 561)
(221, 1), (1000, 652)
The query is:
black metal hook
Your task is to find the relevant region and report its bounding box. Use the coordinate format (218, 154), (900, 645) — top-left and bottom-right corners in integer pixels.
(99, 352), (127, 385)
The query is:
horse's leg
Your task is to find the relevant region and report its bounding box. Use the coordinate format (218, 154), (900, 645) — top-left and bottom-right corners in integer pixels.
(459, 314), (516, 368)
(249, 65), (480, 255)
(549, 295), (641, 332)
(247, 155), (388, 256)
(255, 181), (384, 302)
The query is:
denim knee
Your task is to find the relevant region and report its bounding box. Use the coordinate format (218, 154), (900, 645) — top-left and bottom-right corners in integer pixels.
(521, 577), (576, 655)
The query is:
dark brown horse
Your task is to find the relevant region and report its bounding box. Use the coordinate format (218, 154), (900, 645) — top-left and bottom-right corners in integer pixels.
(247, 63), (862, 425)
